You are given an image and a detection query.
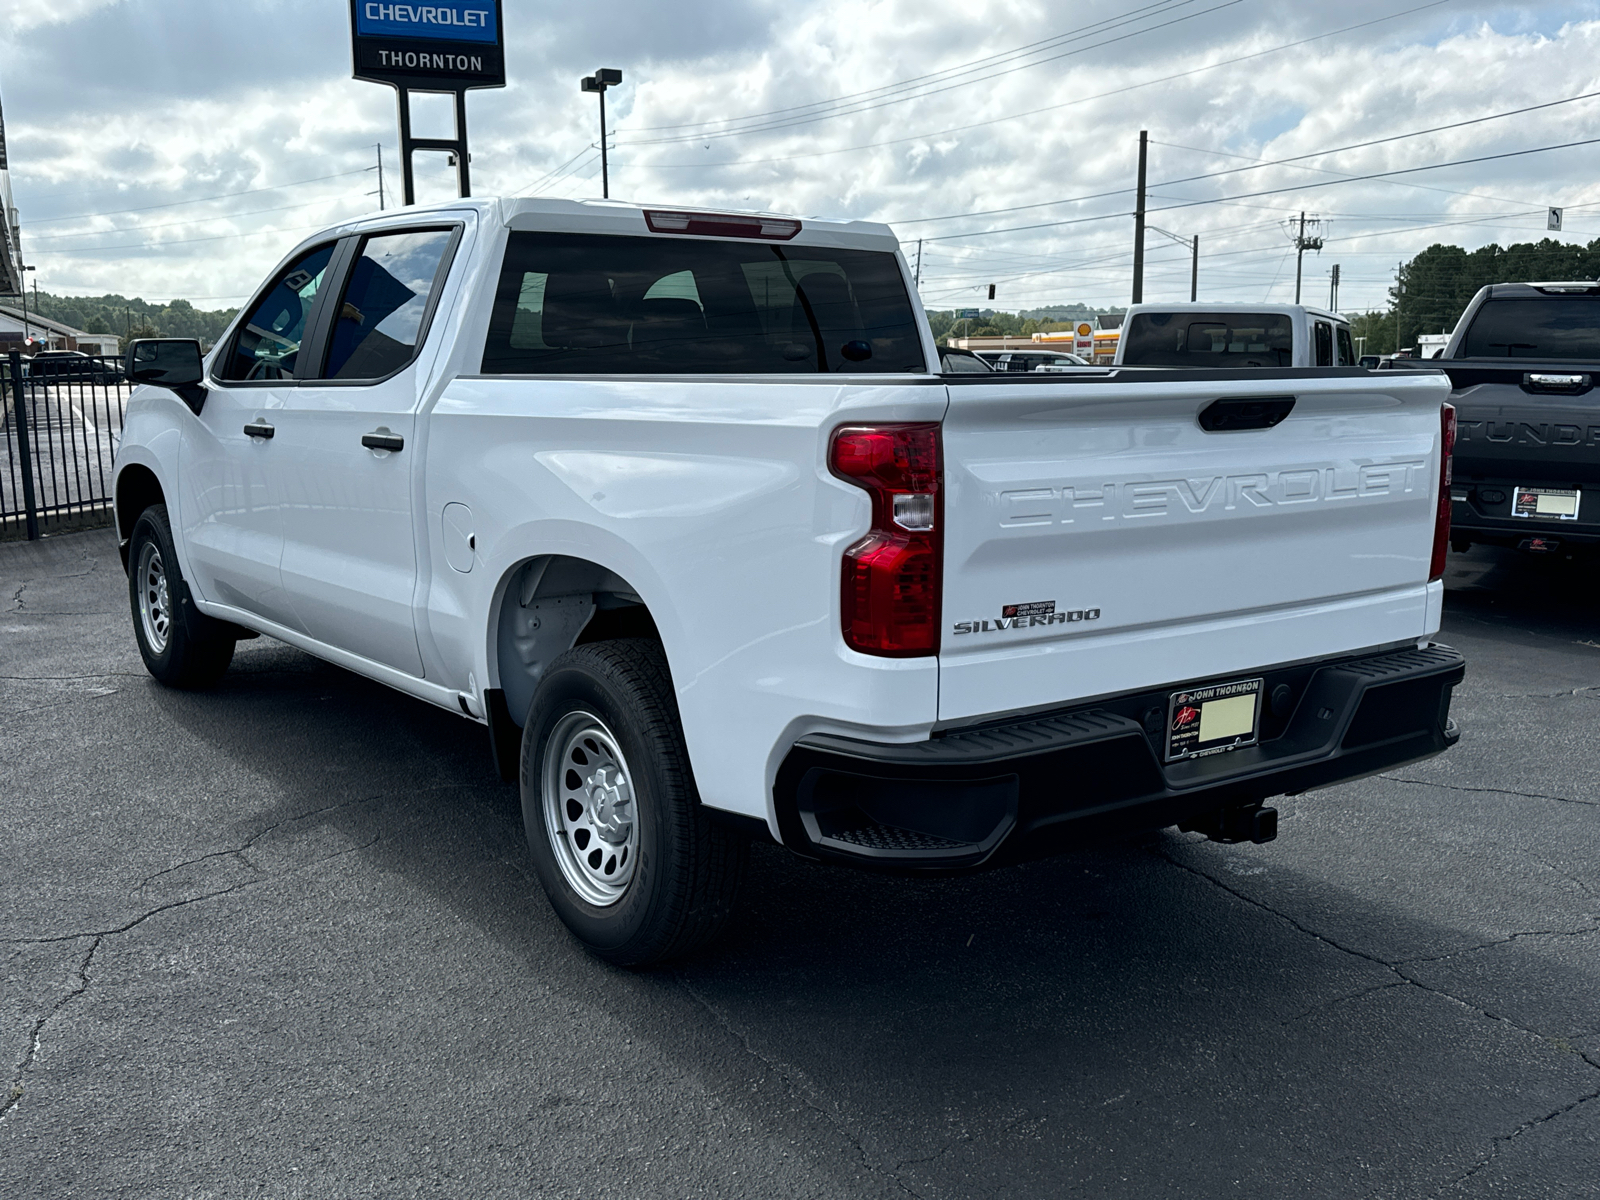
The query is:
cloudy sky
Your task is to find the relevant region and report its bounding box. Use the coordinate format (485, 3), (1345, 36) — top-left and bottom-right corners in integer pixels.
(2, 0), (1598, 315)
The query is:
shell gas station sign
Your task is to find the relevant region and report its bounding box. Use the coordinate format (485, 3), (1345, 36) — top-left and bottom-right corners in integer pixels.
(1073, 323), (1094, 358)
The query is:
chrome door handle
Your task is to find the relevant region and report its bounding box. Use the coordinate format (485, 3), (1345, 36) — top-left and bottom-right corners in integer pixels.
(243, 421), (275, 439)
(362, 430), (405, 452)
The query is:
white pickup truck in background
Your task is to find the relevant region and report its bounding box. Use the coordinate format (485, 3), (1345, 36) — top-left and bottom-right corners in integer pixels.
(112, 198), (1463, 964)
(1117, 302), (1358, 369)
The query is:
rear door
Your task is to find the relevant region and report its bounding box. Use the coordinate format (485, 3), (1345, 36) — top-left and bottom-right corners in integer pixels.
(937, 370), (1451, 722)
(269, 223), (462, 675)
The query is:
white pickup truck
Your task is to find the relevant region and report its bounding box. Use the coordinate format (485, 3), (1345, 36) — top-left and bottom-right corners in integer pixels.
(112, 198), (1463, 964)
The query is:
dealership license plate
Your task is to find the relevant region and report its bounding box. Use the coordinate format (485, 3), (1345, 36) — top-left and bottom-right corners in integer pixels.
(1166, 678), (1264, 762)
(1512, 486), (1581, 520)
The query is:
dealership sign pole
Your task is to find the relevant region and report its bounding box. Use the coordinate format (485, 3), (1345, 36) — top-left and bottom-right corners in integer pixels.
(349, 1), (506, 205)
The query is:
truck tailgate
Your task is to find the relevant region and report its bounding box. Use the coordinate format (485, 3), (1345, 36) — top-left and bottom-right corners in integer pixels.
(938, 370), (1451, 722)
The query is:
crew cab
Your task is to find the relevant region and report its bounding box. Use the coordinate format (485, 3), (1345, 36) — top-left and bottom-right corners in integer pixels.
(112, 198), (1463, 964)
(1385, 282), (1600, 554)
(1117, 303), (1357, 369)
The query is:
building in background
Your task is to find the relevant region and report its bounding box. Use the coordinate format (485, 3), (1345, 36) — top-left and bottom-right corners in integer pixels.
(0, 304), (119, 355)
(0, 88), (24, 299)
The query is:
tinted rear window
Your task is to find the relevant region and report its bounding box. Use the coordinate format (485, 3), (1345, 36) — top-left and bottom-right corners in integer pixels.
(481, 231), (925, 374)
(1121, 312), (1293, 367)
(1459, 297), (1600, 359)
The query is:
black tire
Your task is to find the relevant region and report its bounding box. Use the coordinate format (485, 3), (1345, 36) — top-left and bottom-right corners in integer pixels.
(520, 639), (748, 966)
(127, 504), (236, 689)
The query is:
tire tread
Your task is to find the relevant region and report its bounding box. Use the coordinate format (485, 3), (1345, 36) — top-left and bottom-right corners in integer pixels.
(528, 638), (747, 965)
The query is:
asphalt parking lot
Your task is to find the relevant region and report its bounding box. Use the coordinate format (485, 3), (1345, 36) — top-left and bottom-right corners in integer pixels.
(2, 528), (1597, 1199)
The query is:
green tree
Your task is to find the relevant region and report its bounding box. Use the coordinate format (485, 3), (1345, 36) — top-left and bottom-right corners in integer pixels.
(1361, 237), (1600, 352)
(14, 290), (239, 348)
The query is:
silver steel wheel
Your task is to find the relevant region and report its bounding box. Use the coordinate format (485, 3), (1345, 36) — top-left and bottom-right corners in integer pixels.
(541, 711), (640, 907)
(135, 541), (172, 655)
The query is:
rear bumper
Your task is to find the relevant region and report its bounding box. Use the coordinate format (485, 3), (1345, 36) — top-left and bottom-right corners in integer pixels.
(1451, 489), (1600, 548)
(773, 643), (1464, 871)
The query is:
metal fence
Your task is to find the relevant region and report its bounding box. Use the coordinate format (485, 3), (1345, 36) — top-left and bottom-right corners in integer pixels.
(2, 350), (130, 540)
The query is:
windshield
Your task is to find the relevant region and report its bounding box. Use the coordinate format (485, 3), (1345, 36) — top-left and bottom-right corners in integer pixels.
(1121, 312), (1293, 367)
(1458, 297), (1600, 359)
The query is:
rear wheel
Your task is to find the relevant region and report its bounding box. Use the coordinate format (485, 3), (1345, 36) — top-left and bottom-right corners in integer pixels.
(127, 504), (235, 688)
(520, 639), (748, 966)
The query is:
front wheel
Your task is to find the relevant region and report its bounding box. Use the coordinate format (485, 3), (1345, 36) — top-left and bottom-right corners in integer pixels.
(520, 639), (748, 966)
(127, 504), (236, 688)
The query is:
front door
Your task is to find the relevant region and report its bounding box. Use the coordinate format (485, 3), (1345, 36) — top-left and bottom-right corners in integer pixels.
(179, 242), (338, 629)
(270, 226), (458, 677)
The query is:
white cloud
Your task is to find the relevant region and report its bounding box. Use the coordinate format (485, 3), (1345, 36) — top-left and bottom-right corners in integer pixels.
(3, 0), (1600, 312)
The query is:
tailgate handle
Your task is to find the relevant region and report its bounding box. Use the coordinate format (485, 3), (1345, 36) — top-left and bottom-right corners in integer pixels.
(1198, 396), (1295, 432)
(1523, 372), (1591, 394)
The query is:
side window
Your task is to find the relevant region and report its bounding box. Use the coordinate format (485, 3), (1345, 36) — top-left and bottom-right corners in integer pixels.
(1335, 325), (1355, 366)
(220, 243), (336, 381)
(1314, 321), (1334, 367)
(322, 228), (455, 380)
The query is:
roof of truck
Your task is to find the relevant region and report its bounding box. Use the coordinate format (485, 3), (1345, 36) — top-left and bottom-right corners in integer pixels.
(316, 196), (901, 253)
(1123, 301), (1349, 323)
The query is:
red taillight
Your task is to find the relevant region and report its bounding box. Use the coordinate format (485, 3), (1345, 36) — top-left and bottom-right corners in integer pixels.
(1430, 403), (1456, 582)
(830, 423), (942, 656)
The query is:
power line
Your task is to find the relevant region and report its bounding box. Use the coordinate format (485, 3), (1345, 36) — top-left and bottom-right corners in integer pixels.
(621, 0), (1244, 145)
(628, 0), (1209, 133)
(510, 144), (599, 196)
(896, 87), (1600, 228)
(614, 0), (1452, 167)
(923, 135), (1600, 242)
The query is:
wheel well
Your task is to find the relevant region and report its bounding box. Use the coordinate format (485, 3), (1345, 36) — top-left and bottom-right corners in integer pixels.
(115, 465), (165, 572)
(494, 555), (660, 727)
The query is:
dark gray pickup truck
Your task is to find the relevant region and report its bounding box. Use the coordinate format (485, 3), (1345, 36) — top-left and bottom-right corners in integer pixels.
(1389, 281), (1600, 554)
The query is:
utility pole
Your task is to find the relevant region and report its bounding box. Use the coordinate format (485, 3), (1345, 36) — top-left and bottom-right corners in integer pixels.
(1395, 261), (1403, 353)
(1289, 212), (1323, 304)
(1131, 129), (1148, 304)
(1149, 224), (1198, 301)
(914, 239), (923, 288)
(1328, 263), (1340, 311)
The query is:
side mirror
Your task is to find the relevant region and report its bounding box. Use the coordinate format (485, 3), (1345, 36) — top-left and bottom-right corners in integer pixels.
(126, 338), (205, 414)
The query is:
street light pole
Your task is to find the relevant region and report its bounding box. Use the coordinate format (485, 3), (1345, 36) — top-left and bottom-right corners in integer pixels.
(18, 263), (34, 352)
(581, 68), (624, 199)
(1131, 130), (1148, 304)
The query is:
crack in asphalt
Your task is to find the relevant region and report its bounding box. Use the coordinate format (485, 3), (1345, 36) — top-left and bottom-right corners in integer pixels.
(1379, 775), (1596, 807)
(1282, 980), (1409, 1025)
(0, 935), (97, 1124)
(675, 973), (929, 1200)
(1478, 687), (1600, 700)
(1396, 925), (1600, 969)
(0, 672), (147, 681)
(1, 834), (383, 1125)
(1442, 1088), (1600, 1194)
(8, 582), (24, 611)
(1158, 850), (1394, 970)
(1164, 850), (1600, 1194)
(1532, 857), (1597, 900)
